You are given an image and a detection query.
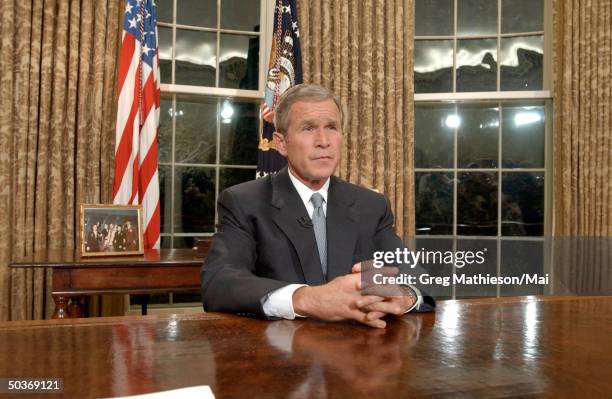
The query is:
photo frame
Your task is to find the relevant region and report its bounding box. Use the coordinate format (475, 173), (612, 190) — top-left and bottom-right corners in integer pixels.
(79, 204), (144, 257)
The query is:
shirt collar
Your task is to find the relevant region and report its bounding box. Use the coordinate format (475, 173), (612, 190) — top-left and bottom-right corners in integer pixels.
(287, 167), (330, 206)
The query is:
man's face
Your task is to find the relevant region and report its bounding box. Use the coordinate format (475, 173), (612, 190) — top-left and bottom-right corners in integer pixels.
(274, 99), (342, 190)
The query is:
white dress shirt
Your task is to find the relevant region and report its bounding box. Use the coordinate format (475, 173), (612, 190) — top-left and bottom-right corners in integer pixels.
(261, 167), (422, 319)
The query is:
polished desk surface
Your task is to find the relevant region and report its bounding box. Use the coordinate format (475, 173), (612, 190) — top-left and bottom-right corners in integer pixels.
(9, 249), (203, 268)
(0, 296), (610, 398)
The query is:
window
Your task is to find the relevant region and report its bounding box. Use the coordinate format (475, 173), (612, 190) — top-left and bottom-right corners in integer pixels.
(414, 101), (547, 237)
(413, 0), (551, 298)
(157, 0), (269, 250)
(414, 0), (545, 94)
(132, 0), (269, 309)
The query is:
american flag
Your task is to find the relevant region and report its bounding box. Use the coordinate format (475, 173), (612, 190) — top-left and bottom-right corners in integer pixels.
(113, 0), (161, 249)
(257, 0), (303, 178)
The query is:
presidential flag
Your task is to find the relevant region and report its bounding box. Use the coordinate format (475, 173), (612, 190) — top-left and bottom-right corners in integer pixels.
(257, 0), (303, 178)
(113, 0), (161, 249)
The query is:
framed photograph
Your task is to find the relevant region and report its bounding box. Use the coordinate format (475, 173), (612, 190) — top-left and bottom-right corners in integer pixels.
(80, 204), (144, 257)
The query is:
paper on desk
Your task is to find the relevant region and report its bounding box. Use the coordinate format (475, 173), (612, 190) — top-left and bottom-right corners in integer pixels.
(101, 386), (215, 399)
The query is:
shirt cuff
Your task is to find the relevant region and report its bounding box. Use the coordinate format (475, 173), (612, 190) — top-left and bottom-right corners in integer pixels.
(404, 284), (423, 313)
(261, 284), (308, 319)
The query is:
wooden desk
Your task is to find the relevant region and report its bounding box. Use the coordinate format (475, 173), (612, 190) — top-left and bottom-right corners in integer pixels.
(10, 249), (204, 319)
(0, 296), (610, 398)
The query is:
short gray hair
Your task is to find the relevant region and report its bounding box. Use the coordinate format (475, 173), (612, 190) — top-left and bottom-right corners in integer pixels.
(273, 83), (345, 135)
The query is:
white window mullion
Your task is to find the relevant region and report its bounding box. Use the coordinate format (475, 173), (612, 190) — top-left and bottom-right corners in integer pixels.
(415, 91), (551, 102)
(452, 0), (458, 93)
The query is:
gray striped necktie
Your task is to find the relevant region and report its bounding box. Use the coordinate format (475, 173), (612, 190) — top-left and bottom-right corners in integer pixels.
(310, 193), (327, 277)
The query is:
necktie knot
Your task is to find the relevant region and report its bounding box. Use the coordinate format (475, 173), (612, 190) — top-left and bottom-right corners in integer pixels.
(310, 192), (324, 208)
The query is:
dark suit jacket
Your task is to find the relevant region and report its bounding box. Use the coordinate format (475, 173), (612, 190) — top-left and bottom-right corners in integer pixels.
(86, 231), (103, 252)
(201, 168), (434, 318)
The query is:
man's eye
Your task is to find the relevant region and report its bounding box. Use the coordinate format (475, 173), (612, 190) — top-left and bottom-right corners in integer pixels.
(303, 125), (314, 132)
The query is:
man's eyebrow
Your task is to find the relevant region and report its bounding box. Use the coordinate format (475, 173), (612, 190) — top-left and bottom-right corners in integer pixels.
(298, 119), (317, 126)
(298, 118), (340, 127)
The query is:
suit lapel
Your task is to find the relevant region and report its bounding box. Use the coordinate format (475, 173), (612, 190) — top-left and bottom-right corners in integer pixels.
(326, 177), (358, 281)
(270, 168), (326, 285)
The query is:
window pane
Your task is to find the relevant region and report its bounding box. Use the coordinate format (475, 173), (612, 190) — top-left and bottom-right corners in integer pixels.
(161, 235), (172, 248)
(455, 239), (498, 297)
(457, 105), (499, 168)
(457, 0), (497, 36)
(502, 104), (545, 168)
(456, 39), (497, 92)
(502, 0), (543, 33)
(500, 240), (544, 296)
(158, 26), (172, 84)
(176, 0), (216, 28)
(175, 97), (217, 164)
(156, 0), (173, 23)
(415, 0), (453, 36)
(175, 29), (216, 87)
(415, 172), (454, 235)
(174, 166), (215, 233)
(414, 104), (455, 168)
(159, 165), (172, 233)
(158, 97), (172, 163)
(458, 172), (498, 236)
(221, 0), (261, 31)
(220, 99), (259, 165)
(502, 172), (544, 236)
(219, 34), (259, 90)
(416, 237), (454, 299)
(414, 40), (453, 93)
(219, 168), (256, 192)
(500, 35), (543, 91)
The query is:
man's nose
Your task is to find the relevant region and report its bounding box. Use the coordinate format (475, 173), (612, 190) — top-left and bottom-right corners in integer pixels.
(314, 129), (330, 147)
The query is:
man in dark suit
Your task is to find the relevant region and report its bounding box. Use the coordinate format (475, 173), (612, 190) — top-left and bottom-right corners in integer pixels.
(86, 223), (103, 252)
(201, 84), (434, 328)
(124, 220), (138, 251)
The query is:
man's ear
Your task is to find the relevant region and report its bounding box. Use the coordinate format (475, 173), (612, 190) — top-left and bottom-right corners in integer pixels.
(273, 131), (288, 156)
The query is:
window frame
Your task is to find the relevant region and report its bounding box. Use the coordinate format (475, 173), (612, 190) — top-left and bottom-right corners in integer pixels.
(413, 0), (554, 299)
(414, 0), (551, 97)
(157, 0), (273, 245)
(413, 0), (553, 238)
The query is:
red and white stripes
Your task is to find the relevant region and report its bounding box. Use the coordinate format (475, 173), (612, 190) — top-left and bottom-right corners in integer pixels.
(113, 2), (160, 249)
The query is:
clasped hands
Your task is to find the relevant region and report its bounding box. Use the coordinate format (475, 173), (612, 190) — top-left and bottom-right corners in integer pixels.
(292, 262), (416, 328)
